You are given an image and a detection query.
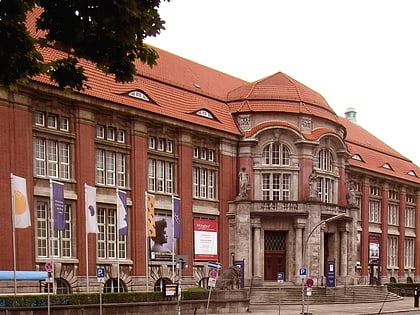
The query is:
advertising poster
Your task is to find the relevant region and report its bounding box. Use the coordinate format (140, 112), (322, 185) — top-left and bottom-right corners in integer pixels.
(194, 219), (218, 261)
(150, 215), (175, 260)
(369, 234), (380, 264)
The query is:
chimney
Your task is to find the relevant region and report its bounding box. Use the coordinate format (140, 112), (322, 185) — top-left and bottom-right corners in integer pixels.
(345, 107), (357, 124)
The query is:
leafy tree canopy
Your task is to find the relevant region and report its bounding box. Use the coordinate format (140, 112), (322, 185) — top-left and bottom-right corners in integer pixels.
(0, 0), (168, 91)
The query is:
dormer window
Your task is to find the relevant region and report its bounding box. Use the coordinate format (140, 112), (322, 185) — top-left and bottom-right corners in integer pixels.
(196, 109), (214, 119)
(382, 163), (393, 170)
(351, 154), (363, 162)
(408, 170), (417, 177)
(128, 90), (150, 102)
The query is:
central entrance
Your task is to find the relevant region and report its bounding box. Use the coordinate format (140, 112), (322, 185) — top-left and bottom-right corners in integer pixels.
(264, 251), (286, 280)
(264, 230), (287, 281)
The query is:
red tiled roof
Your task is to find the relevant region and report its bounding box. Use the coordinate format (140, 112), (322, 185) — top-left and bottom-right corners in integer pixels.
(26, 8), (246, 135)
(340, 117), (420, 184)
(227, 72), (339, 123)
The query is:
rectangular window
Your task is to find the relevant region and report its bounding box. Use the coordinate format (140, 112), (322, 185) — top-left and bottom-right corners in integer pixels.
(369, 200), (381, 223)
(60, 117), (69, 131)
(193, 147), (199, 159)
(97, 207), (127, 259)
(193, 167), (216, 200)
(318, 177), (333, 203)
(96, 125), (105, 139)
(96, 149), (126, 187)
(262, 173), (290, 201)
(34, 111), (45, 126)
(34, 137), (70, 180)
(107, 127), (115, 141)
(36, 201), (72, 258)
(117, 130), (125, 143)
(148, 159), (174, 194)
(406, 206), (415, 228)
(208, 150), (214, 161)
(158, 138), (164, 151)
(47, 113), (58, 129)
(282, 174), (290, 200)
(387, 237), (398, 268)
(200, 168), (207, 198)
(405, 238), (414, 268)
(166, 140), (173, 153)
(148, 137), (155, 149)
(201, 148), (207, 160)
(272, 144), (280, 165)
(388, 204), (399, 225)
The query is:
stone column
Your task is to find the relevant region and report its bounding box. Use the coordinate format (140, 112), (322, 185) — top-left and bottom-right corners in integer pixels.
(294, 219), (306, 282)
(251, 218), (262, 285)
(340, 223), (349, 277)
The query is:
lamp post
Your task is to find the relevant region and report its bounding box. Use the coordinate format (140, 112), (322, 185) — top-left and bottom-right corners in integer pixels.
(301, 213), (345, 315)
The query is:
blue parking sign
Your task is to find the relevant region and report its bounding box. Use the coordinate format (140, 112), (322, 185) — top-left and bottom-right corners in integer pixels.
(277, 272), (284, 283)
(299, 268), (307, 278)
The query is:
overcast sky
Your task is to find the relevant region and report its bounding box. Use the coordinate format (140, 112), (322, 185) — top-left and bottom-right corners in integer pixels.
(146, 0), (420, 166)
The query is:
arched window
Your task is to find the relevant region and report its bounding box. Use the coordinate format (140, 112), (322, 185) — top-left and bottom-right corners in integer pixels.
(44, 278), (71, 294)
(103, 278), (127, 292)
(154, 277), (173, 292)
(263, 143), (290, 166)
(317, 149), (333, 171)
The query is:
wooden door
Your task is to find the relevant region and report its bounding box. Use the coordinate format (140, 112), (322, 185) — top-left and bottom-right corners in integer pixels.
(264, 251), (286, 280)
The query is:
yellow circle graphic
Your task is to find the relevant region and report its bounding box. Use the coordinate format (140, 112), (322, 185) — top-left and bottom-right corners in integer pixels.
(14, 190), (27, 215)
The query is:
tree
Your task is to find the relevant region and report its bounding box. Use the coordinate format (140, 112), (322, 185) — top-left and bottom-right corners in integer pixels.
(0, 0), (168, 91)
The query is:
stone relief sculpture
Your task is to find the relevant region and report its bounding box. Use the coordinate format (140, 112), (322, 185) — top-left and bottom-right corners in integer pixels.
(309, 169), (318, 199)
(346, 181), (357, 206)
(215, 266), (241, 290)
(237, 167), (250, 199)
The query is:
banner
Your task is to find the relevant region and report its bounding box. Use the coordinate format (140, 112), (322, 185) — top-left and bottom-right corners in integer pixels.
(51, 181), (65, 231)
(194, 219), (218, 261)
(11, 174), (31, 229)
(117, 189), (128, 235)
(145, 193), (156, 237)
(85, 184), (98, 233)
(150, 215), (175, 260)
(173, 196), (181, 239)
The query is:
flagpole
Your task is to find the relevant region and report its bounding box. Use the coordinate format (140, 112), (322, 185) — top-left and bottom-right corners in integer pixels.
(172, 195), (175, 283)
(49, 179), (56, 295)
(116, 188), (120, 293)
(145, 192), (149, 291)
(10, 173), (17, 295)
(85, 183), (89, 293)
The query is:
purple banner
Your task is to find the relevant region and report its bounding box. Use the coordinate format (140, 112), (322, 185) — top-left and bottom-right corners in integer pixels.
(117, 189), (128, 235)
(173, 197), (181, 239)
(52, 181), (65, 231)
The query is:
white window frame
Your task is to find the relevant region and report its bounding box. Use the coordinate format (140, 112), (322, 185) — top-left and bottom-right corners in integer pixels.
(406, 206), (415, 228)
(369, 199), (381, 223)
(34, 137), (70, 180)
(263, 143), (290, 166)
(97, 207), (127, 260)
(96, 149), (126, 187)
(148, 158), (174, 194)
(47, 113), (58, 129)
(387, 236), (398, 268)
(405, 238), (414, 268)
(262, 173), (291, 201)
(388, 203), (399, 225)
(35, 111), (45, 126)
(193, 167), (216, 200)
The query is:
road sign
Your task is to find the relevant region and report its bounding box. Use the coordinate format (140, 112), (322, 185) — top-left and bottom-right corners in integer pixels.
(299, 268), (307, 278)
(96, 267), (105, 282)
(277, 272), (284, 283)
(209, 269), (218, 279)
(208, 261), (222, 270)
(45, 262), (53, 272)
(306, 287), (312, 296)
(306, 278), (314, 287)
(208, 277), (217, 288)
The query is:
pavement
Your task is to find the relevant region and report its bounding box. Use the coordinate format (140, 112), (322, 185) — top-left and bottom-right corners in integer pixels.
(209, 299), (420, 315)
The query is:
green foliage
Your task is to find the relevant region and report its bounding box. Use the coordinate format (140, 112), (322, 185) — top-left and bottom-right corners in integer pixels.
(0, 0), (167, 91)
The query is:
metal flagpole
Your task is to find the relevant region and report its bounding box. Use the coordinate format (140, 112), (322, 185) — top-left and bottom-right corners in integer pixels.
(145, 192), (149, 291)
(172, 195), (175, 282)
(85, 183), (89, 292)
(10, 174), (17, 295)
(116, 189), (120, 292)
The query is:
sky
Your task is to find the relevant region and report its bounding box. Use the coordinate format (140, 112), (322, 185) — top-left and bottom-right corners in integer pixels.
(146, 0), (420, 166)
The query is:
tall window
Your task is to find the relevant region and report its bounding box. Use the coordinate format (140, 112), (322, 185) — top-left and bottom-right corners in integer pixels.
(96, 150), (126, 187)
(388, 204), (399, 225)
(34, 138), (70, 180)
(97, 207), (127, 259)
(369, 200), (381, 223)
(36, 201), (72, 258)
(262, 173), (290, 200)
(405, 238), (414, 268)
(148, 137), (176, 194)
(387, 237), (398, 268)
(406, 194), (416, 228)
(192, 145), (217, 200)
(315, 149), (336, 203)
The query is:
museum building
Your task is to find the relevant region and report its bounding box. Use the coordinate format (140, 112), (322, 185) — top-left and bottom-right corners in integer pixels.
(0, 9), (420, 294)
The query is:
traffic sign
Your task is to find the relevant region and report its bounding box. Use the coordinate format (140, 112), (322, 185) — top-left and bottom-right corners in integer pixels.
(96, 267), (105, 282)
(209, 269), (218, 279)
(299, 268), (307, 278)
(208, 261), (222, 270)
(277, 272), (284, 283)
(45, 262), (53, 272)
(306, 278), (314, 287)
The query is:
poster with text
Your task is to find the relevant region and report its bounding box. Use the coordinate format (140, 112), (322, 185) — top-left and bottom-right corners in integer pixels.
(194, 219), (218, 261)
(150, 215), (176, 260)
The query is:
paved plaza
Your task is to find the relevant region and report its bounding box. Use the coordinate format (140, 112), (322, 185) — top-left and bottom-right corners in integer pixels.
(209, 298), (420, 315)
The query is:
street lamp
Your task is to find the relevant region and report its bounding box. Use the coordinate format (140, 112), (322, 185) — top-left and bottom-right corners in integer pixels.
(301, 213), (345, 315)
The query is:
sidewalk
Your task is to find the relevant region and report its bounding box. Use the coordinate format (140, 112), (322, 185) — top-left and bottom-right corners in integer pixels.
(211, 298), (420, 315)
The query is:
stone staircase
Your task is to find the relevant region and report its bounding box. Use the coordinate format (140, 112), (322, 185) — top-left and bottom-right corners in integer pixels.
(249, 282), (402, 305)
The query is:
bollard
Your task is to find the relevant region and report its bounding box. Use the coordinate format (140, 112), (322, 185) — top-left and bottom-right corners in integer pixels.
(414, 287), (419, 308)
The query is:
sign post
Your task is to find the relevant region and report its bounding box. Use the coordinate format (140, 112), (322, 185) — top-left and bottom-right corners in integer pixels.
(96, 267), (105, 315)
(206, 261), (221, 315)
(277, 272), (284, 315)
